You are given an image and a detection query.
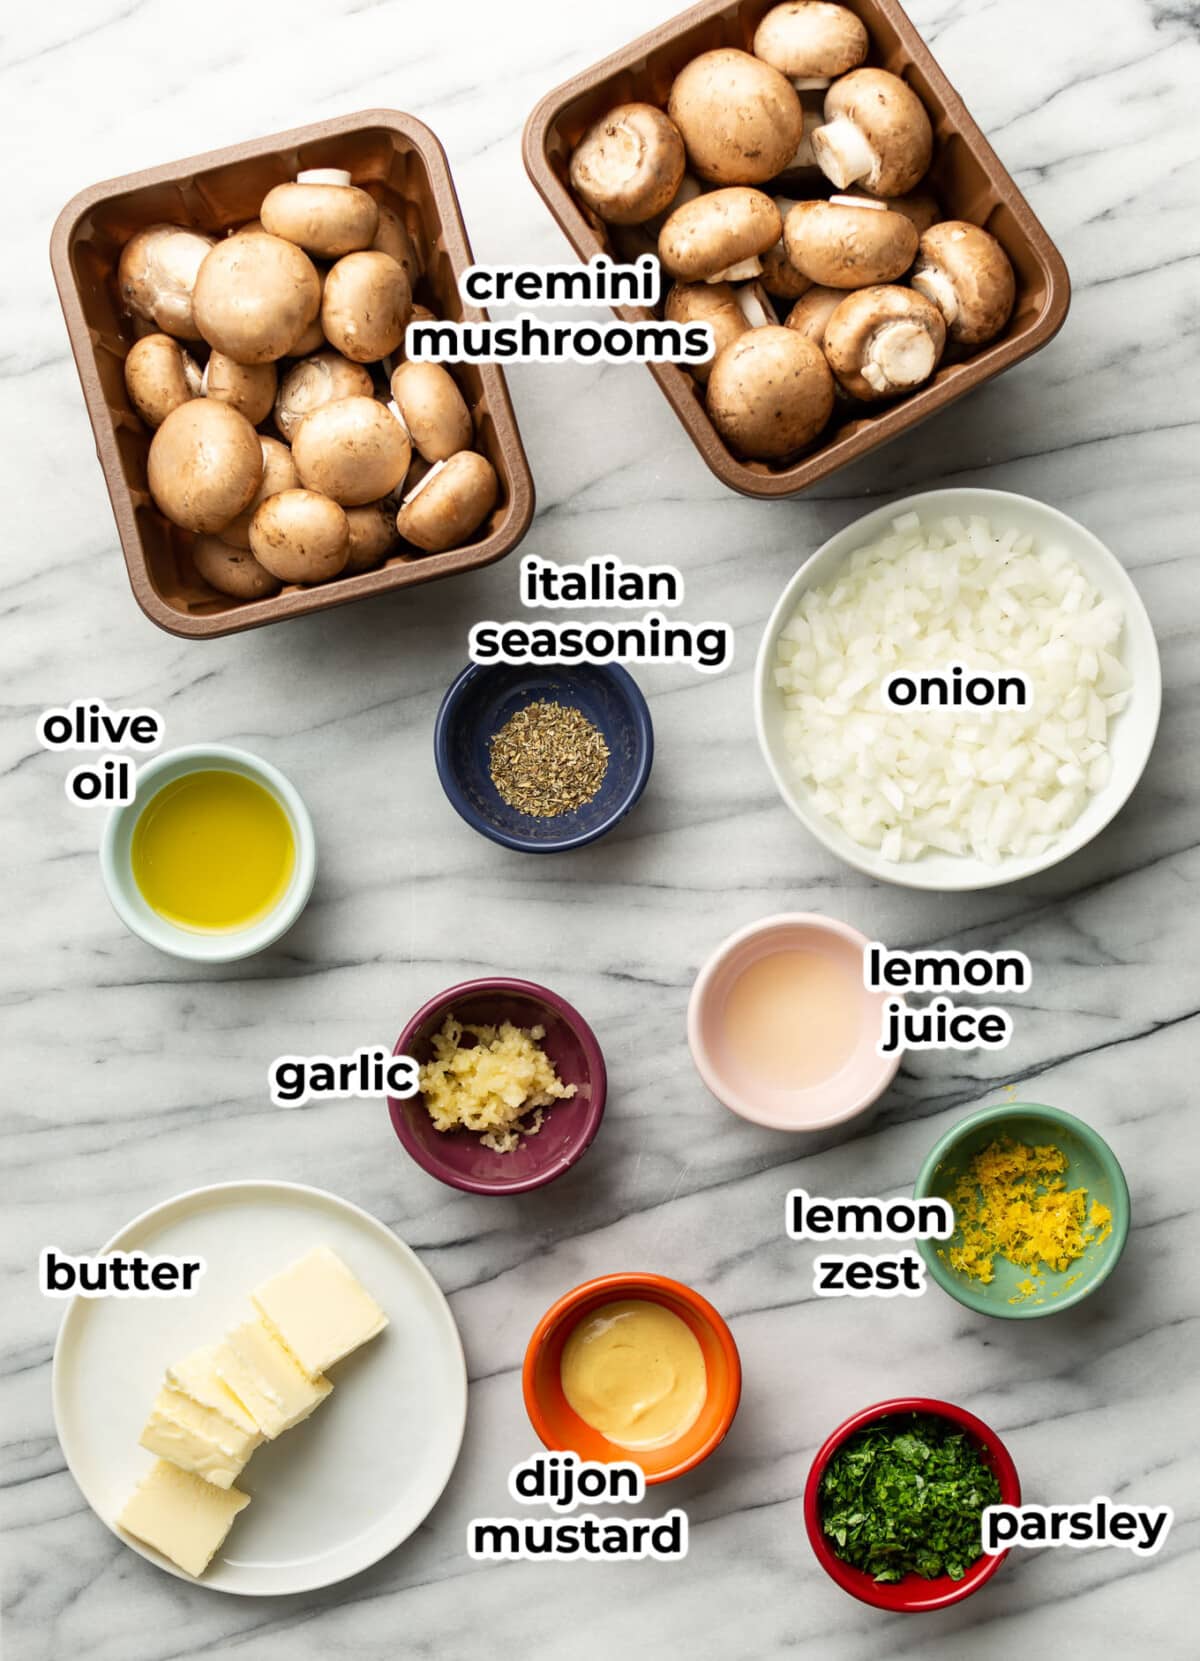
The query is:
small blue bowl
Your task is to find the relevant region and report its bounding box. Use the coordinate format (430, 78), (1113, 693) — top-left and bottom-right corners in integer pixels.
(434, 664), (653, 853)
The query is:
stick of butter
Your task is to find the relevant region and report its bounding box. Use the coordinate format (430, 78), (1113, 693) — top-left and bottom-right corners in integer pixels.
(139, 1387), (262, 1488)
(214, 1317), (332, 1438)
(251, 1246), (388, 1378)
(118, 1459), (249, 1578)
(166, 1345), (261, 1437)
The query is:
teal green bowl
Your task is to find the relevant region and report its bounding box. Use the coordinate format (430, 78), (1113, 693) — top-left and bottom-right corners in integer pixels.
(915, 1103), (1130, 1320)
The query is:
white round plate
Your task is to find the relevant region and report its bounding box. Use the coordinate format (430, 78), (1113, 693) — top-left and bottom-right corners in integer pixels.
(754, 488), (1162, 891)
(52, 1181), (467, 1594)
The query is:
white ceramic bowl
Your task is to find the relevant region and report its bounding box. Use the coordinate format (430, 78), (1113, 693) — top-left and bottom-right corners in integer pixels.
(687, 913), (899, 1132)
(101, 744), (317, 961)
(754, 488), (1162, 892)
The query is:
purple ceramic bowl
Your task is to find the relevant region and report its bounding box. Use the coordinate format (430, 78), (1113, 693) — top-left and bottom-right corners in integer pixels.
(389, 978), (608, 1195)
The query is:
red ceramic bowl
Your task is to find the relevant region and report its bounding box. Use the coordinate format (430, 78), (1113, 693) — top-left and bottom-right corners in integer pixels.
(389, 977), (607, 1195)
(523, 1273), (742, 1485)
(804, 1397), (1020, 1612)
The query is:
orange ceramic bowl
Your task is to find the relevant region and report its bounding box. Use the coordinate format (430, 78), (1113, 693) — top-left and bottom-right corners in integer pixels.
(522, 1272), (741, 1485)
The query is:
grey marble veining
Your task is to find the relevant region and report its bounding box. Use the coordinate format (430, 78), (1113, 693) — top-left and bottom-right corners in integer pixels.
(3, 0), (1199, 1656)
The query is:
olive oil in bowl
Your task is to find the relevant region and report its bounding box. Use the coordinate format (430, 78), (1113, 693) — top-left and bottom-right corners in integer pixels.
(131, 769), (295, 932)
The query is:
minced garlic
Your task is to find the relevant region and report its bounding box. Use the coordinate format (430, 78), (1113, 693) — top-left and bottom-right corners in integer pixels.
(418, 1014), (576, 1154)
(942, 1138), (1109, 1301)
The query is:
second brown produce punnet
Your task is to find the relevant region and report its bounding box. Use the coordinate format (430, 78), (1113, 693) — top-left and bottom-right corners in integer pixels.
(51, 112), (534, 638)
(524, 0), (1070, 498)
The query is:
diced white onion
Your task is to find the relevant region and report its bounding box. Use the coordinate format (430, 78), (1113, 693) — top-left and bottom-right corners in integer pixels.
(773, 513), (1128, 863)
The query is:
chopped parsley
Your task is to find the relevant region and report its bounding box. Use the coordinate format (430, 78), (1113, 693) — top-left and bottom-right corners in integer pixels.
(819, 1412), (1000, 1582)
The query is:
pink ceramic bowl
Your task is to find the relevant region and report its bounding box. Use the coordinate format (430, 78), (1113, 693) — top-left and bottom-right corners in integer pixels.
(389, 978), (607, 1195)
(687, 914), (899, 1132)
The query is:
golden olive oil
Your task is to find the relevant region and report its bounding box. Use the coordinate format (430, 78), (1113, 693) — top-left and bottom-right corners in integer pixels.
(131, 769), (295, 932)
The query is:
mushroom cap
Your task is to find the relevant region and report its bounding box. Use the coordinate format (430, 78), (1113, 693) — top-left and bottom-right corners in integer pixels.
(291, 396), (411, 506)
(912, 220), (1016, 344)
(202, 352), (277, 425)
(344, 501), (399, 571)
(372, 204), (422, 284)
(783, 198), (918, 288)
(706, 324), (834, 458)
(659, 188), (782, 281)
(147, 399), (263, 532)
(219, 436), (300, 549)
(813, 68), (934, 197)
(118, 224), (214, 340)
(249, 488), (350, 584)
(260, 180), (379, 258)
(274, 351), (374, 444)
(784, 284), (845, 347)
(321, 250), (412, 363)
(395, 451), (498, 553)
(192, 535), (281, 600)
(388, 361), (473, 464)
(193, 233), (321, 364)
(668, 49), (804, 184)
(753, 2), (869, 82)
(664, 281), (750, 381)
(123, 333), (201, 429)
(823, 283), (946, 399)
(569, 103), (687, 225)
(761, 200), (812, 298)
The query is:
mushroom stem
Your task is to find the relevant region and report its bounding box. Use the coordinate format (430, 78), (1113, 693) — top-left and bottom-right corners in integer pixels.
(402, 458), (445, 507)
(737, 285), (778, 327)
(297, 168), (353, 187)
(791, 75), (831, 90)
(911, 264), (960, 327)
(708, 254), (763, 283)
(862, 320), (938, 394)
(183, 356), (204, 396)
(811, 115), (877, 189)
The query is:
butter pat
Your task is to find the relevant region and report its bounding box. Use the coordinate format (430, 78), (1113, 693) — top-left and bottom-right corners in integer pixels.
(166, 1345), (260, 1437)
(214, 1317), (332, 1438)
(118, 1459), (249, 1578)
(139, 1387), (262, 1488)
(251, 1246), (388, 1378)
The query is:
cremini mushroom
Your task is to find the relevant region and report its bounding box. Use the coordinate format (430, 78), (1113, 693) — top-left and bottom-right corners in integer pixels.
(201, 352), (277, 425)
(321, 251), (412, 363)
(668, 49), (803, 184)
(395, 451), (498, 552)
(783, 196), (918, 287)
(288, 267), (327, 357)
(706, 324), (834, 458)
(344, 501), (399, 571)
(147, 400), (263, 532)
(123, 333), (202, 428)
(753, 1), (868, 89)
(810, 68), (933, 197)
(388, 362), (472, 463)
(249, 488), (350, 584)
(118, 225), (214, 339)
(659, 187), (782, 283)
(193, 232), (321, 363)
(911, 220), (1016, 345)
(823, 284), (946, 399)
(219, 436), (299, 549)
(372, 204), (422, 285)
(273, 350), (374, 443)
(664, 281), (750, 381)
(192, 536), (281, 600)
(784, 284), (844, 348)
(761, 198), (812, 299)
(292, 395), (411, 505)
(260, 170), (379, 258)
(569, 103), (687, 225)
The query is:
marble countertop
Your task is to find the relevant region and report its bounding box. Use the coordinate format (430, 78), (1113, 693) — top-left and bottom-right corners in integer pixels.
(3, 0), (1199, 1655)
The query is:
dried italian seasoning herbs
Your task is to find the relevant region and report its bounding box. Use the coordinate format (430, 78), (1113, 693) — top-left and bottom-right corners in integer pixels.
(489, 700), (610, 818)
(819, 1413), (1000, 1582)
